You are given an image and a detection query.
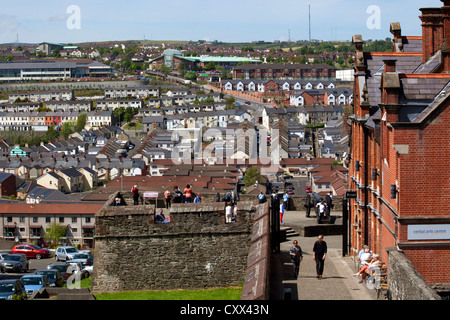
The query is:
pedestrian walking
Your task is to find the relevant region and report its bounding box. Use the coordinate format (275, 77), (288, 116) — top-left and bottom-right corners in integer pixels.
(289, 240), (303, 279)
(312, 235), (327, 279)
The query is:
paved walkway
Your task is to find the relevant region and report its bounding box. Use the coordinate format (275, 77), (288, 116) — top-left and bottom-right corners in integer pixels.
(270, 210), (381, 300)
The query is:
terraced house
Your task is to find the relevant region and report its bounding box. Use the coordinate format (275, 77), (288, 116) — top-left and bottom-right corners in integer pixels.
(232, 63), (336, 80)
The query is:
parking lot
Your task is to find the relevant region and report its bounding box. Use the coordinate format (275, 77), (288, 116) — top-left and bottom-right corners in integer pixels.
(0, 255), (59, 280)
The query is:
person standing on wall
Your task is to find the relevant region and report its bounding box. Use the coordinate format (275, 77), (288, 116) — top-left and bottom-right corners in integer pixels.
(194, 193), (202, 203)
(280, 201), (286, 224)
(183, 184), (193, 203)
(312, 235), (327, 279)
(325, 191), (333, 217)
(164, 189), (172, 209)
(225, 202), (233, 223)
(173, 186), (182, 203)
(131, 185), (140, 205)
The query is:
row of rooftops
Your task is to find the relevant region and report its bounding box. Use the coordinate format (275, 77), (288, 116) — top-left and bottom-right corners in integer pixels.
(232, 63), (337, 71)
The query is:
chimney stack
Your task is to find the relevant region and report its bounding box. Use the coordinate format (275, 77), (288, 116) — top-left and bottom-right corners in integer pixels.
(419, 7), (444, 64)
(442, 0), (450, 71)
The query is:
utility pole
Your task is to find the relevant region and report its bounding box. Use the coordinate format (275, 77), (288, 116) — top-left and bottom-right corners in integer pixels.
(309, 4), (311, 42)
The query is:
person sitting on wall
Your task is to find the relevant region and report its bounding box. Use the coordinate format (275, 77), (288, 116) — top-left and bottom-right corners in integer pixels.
(155, 209), (169, 224)
(353, 253), (381, 283)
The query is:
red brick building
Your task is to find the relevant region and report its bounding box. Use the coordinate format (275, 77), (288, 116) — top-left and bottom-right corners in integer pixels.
(348, 0), (450, 288)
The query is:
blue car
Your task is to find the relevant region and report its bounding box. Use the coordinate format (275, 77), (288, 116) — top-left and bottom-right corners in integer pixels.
(0, 280), (26, 300)
(20, 275), (48, 297)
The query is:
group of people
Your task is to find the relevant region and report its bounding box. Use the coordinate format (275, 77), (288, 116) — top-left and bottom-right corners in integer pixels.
(289, 235), (328, 279)
(225, 202), (238, 223)
(315, 192), (334, 221)
(353, 245), (382, 283)
(164, 185), (202, 208)
(258, 191), (291, 225)
(290, 238), (382, 283)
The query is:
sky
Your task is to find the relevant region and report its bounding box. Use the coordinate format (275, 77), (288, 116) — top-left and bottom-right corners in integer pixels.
(0, 0), (444, 44)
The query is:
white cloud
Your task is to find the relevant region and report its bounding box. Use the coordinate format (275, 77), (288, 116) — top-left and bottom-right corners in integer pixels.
(48, 14), (68, 22)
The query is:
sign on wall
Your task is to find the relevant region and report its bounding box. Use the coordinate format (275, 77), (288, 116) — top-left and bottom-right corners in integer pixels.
(407, 224), (450, 240)
(143, 192), (158, 198)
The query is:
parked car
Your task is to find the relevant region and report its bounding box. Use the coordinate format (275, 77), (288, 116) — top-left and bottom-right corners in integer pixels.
(11, 244), (51, 260)
(0, 279), (27, 300)
(0, 254), (29, 273)
(71, 253), (90, 267)
(84, 254), (94, 277)
(64, 261), (88, 281)
(47, 263), (68, 280)
(35, 269), (64, 287)
(55, 246), (78, 261)
(20, 275), (48, 297)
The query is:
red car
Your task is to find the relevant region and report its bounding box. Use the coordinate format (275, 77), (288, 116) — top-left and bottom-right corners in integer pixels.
(11, 244), (50, 259)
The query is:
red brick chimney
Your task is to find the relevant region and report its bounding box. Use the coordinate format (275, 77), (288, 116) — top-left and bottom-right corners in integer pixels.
(442, 0), (450, 71)
(381, 59), (401, 123)
(419, 7), (444, 64)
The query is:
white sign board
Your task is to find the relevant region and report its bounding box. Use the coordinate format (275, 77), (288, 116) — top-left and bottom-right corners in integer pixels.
(407, 225), (450, 240)
(143, 192), (158, 198)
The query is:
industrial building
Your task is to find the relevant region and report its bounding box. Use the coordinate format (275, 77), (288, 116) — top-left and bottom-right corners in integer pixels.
(0, 59), (112, 82)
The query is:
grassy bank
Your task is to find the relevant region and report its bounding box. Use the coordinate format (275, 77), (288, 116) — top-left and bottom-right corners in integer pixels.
(94, 287), (243, 300)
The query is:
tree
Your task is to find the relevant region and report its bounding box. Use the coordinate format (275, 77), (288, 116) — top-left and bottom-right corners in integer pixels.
(225, 96), (235, 109)
(75, 113), (87, 132)
(204, 62), (216, 71)
(61, 122), (74, 139)
(45, 126), (60, 141)
(243, 167), (263, 187)
(44, 222), (66, 247)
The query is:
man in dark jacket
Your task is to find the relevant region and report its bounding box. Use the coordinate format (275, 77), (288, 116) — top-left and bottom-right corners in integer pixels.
(312, 235), (327, 279)
(289, 240), (303, 279)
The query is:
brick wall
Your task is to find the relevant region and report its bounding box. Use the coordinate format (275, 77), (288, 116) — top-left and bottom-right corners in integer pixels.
(0, 174), (17, 197)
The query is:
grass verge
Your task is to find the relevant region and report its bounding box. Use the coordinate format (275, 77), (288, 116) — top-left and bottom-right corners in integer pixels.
(94, 287), (243, 300)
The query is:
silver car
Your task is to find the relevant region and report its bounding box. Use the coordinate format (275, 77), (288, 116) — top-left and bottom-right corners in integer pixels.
(55, 246), (78, 261)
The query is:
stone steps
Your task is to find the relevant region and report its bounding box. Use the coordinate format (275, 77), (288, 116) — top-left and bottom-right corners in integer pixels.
(280, 226), (299, 242)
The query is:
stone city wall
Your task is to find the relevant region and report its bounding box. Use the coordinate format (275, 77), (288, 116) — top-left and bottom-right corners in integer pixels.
(92, 194), (263, 294)
(387, 248), (442, 300)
